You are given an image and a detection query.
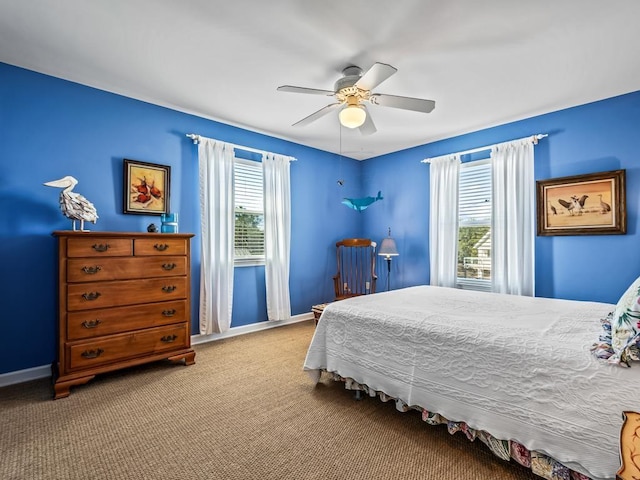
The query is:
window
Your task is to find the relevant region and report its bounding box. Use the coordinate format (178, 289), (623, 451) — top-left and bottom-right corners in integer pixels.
(457, 158), (491, 291)
(234, 158), (264, 266)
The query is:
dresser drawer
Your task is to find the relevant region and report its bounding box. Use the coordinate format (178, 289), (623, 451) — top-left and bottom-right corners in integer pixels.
(67, 300), (187, 340)
(67, 324), (189, 371)
(67, 276), (188, 311)
(67, 237), (133, 258)
(67, 256), (187, 283)
(134, 238), (187, 256)
(53, 231), (195, 399)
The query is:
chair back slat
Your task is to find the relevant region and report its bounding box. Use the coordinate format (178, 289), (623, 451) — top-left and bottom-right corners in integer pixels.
(333, 238), (377, 300)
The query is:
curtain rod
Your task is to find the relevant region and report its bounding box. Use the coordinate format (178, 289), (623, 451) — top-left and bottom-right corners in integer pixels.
(421, 133), (548, 164)
(186, 134), (297, 161)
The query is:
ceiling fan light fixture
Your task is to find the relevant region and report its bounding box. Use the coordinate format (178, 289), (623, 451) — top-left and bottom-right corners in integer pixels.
(339, 104), (366, 129)
(278, 62), (434, 132)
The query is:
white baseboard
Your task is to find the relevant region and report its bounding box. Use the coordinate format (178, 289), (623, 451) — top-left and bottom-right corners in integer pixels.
(0, 312), (314, 388)
(191, 311), (313, 345)
(0, 364), (52, 388)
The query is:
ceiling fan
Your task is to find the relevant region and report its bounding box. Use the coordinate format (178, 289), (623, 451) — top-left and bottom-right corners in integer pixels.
(277, 62), (435, 135)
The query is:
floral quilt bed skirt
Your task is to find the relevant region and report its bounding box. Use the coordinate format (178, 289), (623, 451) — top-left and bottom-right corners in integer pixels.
(325, 371), (590, 480)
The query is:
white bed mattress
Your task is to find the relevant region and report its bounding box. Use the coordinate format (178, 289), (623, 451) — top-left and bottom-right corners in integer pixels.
(303, 285), (640, 479)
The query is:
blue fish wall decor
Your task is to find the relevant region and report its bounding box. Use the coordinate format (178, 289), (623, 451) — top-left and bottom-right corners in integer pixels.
(342, 191), (383, 212)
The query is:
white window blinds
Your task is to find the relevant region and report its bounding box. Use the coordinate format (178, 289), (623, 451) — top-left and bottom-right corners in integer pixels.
(234, 158), (265, 265)
(457, 159), (492, 290)
(459, 160), (491, 227)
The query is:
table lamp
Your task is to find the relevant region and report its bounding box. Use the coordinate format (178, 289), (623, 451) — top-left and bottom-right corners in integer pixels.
(378, 228), (399, 291)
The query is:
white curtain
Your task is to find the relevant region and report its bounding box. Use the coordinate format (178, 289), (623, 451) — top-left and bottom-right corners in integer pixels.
(262, 153), (292, 321)
(491, 138), (535, 296)
(198, 138), (235, 334)
(429, 154), (460, 287)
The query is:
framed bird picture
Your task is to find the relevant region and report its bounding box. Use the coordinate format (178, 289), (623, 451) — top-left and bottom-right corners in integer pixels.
(536, 169), (626, 236)
(123, 159), (171, 215)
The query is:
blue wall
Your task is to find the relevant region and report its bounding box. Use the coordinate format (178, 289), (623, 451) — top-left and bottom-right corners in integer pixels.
(362, 91), (640, 304)
(2, 60), (639, 376)
(0, 63), (364, 374)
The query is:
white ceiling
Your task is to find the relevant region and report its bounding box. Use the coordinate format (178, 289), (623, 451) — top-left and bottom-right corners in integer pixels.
(2, 0), (640, 160)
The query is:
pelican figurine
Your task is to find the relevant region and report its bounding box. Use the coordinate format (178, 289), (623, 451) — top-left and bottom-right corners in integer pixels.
(44, 175), (98, 231)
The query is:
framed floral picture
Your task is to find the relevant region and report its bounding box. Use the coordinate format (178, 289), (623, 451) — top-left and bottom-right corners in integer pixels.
(536, 169), (626, 236)
(123, 159), (171, 215)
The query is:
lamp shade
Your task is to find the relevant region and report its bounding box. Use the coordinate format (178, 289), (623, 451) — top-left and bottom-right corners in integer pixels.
(339, 105), (366, 128)
(378, 237), (399, 257)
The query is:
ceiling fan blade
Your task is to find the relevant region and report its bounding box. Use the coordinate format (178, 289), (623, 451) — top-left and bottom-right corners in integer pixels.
(292, 103), (342, 127)
(370, 93), (436, 113)
(277, 85), (335, 96)
(359, 106), (377, 136)
(354, 63), (397, 91)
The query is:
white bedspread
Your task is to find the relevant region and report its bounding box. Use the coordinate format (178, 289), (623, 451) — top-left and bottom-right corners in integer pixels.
(303, 286), (640, 480)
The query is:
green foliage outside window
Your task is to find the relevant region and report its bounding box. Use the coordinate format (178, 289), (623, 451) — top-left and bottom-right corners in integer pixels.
(458, 226), (489, 263)
(235, 207), (264, 256)
(457, 226), (490, 279)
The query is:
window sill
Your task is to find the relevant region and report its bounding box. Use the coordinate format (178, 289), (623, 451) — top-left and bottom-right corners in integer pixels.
(456, 278), (492, 292)
(235, 258), (265, 268)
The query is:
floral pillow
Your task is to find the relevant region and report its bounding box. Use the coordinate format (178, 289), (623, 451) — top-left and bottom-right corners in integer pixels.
(608, 276), (640, 366)
(591, 312), (615, 362)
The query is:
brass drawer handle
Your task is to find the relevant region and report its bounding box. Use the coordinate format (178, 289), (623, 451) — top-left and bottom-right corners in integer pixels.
(162, 309), (177, 317)
(81, 319), (102, 329)
(81, 265), (102, 275)
(82, 292), (101, 301)
(161, 335), (178, 343)
(154, 243), (169, 251)
(92, 243), (110, 252)
(80, 348), (104, 359)
(162, 263), (177, 270)
(162, 285), (177, 293)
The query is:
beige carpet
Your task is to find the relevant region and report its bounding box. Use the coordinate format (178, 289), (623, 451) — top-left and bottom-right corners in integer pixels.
(1, 320), (538, 480)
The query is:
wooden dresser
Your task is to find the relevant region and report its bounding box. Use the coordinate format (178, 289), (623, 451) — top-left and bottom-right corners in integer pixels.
(53, 231), (196, 399)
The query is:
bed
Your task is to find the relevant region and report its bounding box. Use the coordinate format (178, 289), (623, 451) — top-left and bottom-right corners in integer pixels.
(303, 285), (640, 480)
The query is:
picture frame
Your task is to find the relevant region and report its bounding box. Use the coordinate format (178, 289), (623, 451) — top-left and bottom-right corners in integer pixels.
(123, 159), (171, 215)
(536, 169), (626, 236)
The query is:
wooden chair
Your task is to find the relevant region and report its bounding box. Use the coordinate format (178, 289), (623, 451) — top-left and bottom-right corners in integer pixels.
(333, 238), (377, 301)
